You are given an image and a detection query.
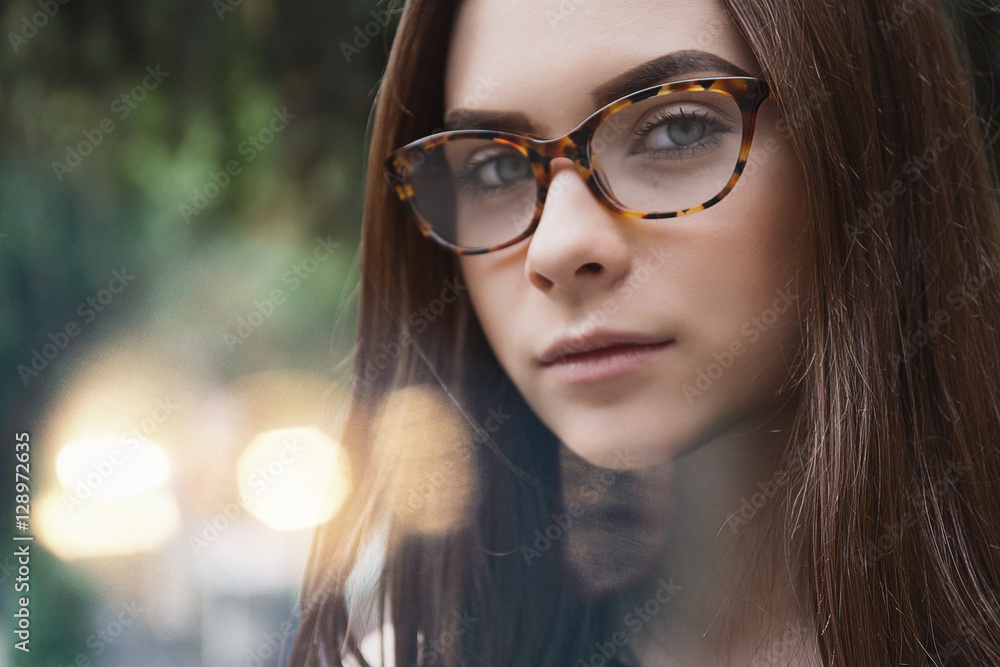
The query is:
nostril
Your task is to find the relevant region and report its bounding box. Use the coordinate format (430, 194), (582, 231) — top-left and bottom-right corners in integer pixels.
(580, 262), (603, 274)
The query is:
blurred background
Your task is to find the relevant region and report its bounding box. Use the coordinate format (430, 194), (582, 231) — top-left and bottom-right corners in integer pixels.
(0, 0), (393, 664)
(0, 0), (998, 665)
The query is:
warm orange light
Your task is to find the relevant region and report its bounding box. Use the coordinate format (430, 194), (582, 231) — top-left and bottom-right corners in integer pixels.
(372, 387), (478, 536)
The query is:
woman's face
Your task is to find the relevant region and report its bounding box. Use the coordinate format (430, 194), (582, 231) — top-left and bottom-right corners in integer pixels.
(446, 0), (810, 468)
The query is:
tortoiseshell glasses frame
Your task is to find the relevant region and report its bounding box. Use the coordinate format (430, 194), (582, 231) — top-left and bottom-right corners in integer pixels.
(385, 76), (771, 255)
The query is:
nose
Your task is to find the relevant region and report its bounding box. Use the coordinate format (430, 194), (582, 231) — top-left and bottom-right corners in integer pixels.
(524, 157), (632, 296)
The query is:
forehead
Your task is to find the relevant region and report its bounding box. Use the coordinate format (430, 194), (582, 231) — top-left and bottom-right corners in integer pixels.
(444, 0), (759, 137)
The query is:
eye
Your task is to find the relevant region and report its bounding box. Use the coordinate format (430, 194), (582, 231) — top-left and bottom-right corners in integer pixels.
(475, 154), (532, 187)
(650, 117), (707, 149)
(629, 105), (733, 157)
(454, 145), (533, 198)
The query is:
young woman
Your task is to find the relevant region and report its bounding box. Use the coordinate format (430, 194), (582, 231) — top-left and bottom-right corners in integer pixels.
(291, 0), (1000, 664)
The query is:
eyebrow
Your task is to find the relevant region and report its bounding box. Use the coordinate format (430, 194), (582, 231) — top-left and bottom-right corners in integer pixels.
(443, 50), (752, 135)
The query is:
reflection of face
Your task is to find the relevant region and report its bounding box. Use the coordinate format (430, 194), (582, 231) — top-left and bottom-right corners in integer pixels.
(446, 0), (810, 468)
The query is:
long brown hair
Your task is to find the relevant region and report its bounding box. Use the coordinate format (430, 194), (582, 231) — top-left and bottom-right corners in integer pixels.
(290, 0), (1000, 664)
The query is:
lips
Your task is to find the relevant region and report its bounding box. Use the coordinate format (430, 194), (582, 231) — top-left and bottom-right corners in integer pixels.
(539, 329), (673, 383)
(539, 330), (671, 366)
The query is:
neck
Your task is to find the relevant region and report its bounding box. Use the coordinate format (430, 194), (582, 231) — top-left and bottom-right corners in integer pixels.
(620, 397), (821, 666)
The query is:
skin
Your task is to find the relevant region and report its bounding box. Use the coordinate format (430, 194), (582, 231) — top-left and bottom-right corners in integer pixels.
(447, 0), (810, 470)
(445, 0), (818, 663)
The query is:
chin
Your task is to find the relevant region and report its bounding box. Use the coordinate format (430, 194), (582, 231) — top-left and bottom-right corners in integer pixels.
(552, 417), (701, 471)
(545, 391), (752, 471)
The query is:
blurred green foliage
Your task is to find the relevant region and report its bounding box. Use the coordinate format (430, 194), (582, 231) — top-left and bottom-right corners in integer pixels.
(0, 0), (403, 412)
(1, 0), (397, 663)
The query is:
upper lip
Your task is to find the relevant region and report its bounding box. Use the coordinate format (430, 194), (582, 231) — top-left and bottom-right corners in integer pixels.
(538, 329), (672, 365)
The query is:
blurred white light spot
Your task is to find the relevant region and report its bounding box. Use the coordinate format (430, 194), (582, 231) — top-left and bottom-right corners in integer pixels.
(236, 427), (350, 531)
(56, 435), (171, 502)
(38, 489), (181, 560)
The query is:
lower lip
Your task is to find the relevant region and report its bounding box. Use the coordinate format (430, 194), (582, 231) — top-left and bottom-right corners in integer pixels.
(544, 341), (673, 384)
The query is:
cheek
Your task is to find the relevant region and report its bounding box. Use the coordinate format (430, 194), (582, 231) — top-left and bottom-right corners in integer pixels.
(685, 219), (807, 349)
(663, 252), (806, 457)
(705, 110), (810, 329)
(459, 254), (525, 358)
(694, 288), (803, 394)
(673, 134), (810, 409)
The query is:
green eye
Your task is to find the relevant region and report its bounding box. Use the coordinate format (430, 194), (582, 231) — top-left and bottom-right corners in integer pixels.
(478, 155), (532, 187)
(664, 118), (707, 146)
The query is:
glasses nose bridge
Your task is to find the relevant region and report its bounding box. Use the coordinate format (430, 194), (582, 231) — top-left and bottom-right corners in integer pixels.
(534, 129), (592, 175)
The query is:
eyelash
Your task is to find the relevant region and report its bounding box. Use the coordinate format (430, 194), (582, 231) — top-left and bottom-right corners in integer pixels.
(456, 149), (527, 200)
(632, 107), (731, 155)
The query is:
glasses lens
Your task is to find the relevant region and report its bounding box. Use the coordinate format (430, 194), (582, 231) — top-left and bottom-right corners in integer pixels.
(590, 90), (744, 213)
(405, 139), (536, 250)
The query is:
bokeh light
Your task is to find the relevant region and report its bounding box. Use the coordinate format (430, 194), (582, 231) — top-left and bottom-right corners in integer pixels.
(37, 488), (181, 560)
(56, 435), (171, 502)
(372, 386), (478, 536)
(236, 426), (351, 531)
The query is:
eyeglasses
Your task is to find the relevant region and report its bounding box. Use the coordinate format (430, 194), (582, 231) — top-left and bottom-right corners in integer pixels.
(385, 76), (770, 255)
